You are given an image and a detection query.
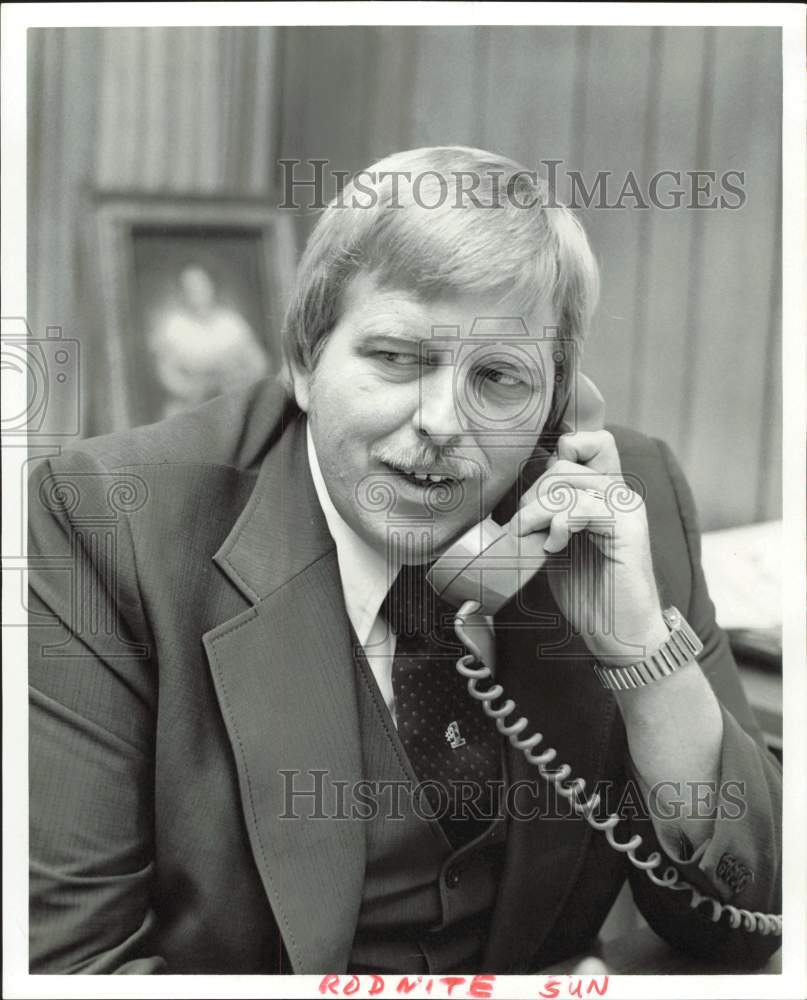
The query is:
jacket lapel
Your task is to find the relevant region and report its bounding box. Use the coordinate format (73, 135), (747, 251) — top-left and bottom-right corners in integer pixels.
(483, 570), (617, 971)
(203, 412), (366, 973)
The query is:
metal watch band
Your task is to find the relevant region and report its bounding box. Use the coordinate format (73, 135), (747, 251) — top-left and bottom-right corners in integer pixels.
(593, 606), (704, 691)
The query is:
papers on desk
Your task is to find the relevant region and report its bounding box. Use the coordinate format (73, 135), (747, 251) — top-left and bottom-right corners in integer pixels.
(699, 520), (782, 631)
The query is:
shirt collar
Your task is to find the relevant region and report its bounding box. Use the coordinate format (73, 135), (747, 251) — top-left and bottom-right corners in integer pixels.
(306, 422), (399, 645)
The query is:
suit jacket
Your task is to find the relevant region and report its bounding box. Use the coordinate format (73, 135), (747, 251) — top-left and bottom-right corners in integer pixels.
(28, 376), (782, 974)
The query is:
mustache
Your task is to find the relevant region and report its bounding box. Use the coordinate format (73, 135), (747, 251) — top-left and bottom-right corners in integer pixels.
(371, 443), (491, 482)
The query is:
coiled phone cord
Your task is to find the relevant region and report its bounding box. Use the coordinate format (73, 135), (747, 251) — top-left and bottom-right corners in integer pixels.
(452, 600), (783, 937)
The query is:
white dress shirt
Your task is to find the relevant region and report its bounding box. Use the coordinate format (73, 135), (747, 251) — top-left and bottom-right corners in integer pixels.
(306, 424), (496, 727)
(306, 425), (402, 721)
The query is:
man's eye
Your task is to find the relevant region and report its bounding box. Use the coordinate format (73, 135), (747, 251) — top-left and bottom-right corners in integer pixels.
(478, 367), (526, 388)
(377, 351), (419, 367)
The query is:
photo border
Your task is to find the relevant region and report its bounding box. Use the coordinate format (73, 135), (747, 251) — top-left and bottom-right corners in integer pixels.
(2, 4), (805, 1000)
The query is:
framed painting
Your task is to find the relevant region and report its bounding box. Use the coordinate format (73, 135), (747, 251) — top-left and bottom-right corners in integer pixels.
(86, 193), (297, 431)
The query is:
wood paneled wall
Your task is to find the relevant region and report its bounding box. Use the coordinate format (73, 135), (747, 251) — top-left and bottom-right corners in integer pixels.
(28, 25), (782, 530)
(274, 25), (782, 531)
(27, 26), (280, 437)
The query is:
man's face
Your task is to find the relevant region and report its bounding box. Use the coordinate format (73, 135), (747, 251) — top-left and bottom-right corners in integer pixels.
(292, 271), (558, 562)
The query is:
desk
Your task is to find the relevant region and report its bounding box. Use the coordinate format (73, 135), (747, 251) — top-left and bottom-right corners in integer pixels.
(541, 924), (782, 974)
(700, 520), (783, 759)
(735, 655), (782, 759)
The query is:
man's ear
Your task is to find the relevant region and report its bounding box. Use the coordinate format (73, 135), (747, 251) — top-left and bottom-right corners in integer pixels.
(285, 359), (312, 413)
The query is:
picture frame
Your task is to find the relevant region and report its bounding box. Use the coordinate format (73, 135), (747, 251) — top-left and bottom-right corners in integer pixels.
(85, 192), (297, 432)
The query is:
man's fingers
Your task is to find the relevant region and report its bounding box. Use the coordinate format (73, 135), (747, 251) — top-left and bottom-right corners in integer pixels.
(519, 460), (607, 510)
(543, 512), (572, 552)
(513, 489), (614, 543)
(519, 460), (621, 515)
(557, 430), (620, 472)
(509, 499), (554, 535)
(543, 504), (595, 552)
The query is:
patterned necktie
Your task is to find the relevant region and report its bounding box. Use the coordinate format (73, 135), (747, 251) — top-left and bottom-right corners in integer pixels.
(383, 562), (503, 847)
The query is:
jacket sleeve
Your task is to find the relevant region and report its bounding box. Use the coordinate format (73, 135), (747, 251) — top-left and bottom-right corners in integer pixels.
(625, 437), (782, 968)
(28, 450), (166, 973)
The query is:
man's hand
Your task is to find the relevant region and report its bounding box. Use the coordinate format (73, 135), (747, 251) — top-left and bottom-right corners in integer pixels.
(509, 429), (668, 664)
(510, 429), (724, 849)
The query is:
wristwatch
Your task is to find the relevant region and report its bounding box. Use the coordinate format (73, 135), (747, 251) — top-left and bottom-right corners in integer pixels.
(593, 606), (703, 691)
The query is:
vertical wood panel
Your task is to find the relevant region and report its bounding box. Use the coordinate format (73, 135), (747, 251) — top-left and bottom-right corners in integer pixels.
(571, 27), (656, 428)
(141, 28), (169, 190)
(28, 29), (100, 435)
(568, 26), (591, 173)
(278, 27), (374, 244)
(217, 28), (236, 189)
(626, 27), (663, 430)
(195, 29), (219, 190)
(233, 28), (258, 192)
(93, 27), (278, 194)
(60, 30), (95, 287)
(481, 27), (579, 168)
(173, 30), (197, 188)
(129, 30), (149, 185)
(159, 28), (182, 189)
(685, 28), (780, 529)
(122, 30), (143, 186)
(248, 29), (277, 194)
(95, 29), (124, 186)
(277, 27), (311, 167)
(632, 28), (708, 451)
(408, 27), (480, 146)
(757, 33), (783, 525)
(284, 27), (371, 165)
(368, 26), (419, 159)
(40, 28), (68, 332)
(677, 27), (716, 468)
(226, 29), (251, 190)
(28, 29), (63, 337)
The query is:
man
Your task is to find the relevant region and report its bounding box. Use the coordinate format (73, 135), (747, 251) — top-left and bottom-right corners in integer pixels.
(28, 147), (781, 974)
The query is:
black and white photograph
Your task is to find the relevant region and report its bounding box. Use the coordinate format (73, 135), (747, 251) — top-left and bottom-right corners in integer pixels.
(2, 4), (804, 998)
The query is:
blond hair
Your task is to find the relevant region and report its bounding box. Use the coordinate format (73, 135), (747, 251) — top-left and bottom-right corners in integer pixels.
(281, 146), (599, 429)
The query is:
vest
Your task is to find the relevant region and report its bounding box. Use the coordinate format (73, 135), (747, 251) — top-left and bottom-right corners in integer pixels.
(348, 643), (508, 973)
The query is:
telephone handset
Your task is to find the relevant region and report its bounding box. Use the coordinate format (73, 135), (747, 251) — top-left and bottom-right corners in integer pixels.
(426, 372), (606, 616)
(426, 373), (782, 937)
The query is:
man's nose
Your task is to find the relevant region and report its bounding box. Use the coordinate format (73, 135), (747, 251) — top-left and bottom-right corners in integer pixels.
(415, 363), (466, 444)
